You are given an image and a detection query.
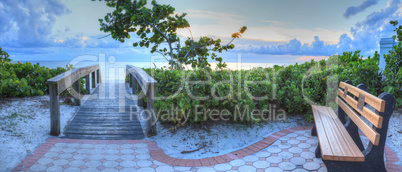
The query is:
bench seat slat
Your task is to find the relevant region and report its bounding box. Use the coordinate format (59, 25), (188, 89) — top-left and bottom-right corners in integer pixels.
(314, 106), (345, 159)
(324, 107), (365, 160)
(312, 106), (335, 159)
(312, 105), (365, 162)
(336, 97), (380, 145)
(321, 106), (357, 160)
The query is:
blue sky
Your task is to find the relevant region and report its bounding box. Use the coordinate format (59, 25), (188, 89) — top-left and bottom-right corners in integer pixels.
(0, 0), (401, 64)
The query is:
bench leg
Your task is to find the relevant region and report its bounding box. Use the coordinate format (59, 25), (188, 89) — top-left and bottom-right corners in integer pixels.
(361, 154), (386, 172)
(360, 145), (386, 172)
(323, 160), (363, 172)
(344, 119), (365, 151)
(315, 142), (322, 158)
(359, 92), (396, 172)
(311, 124), (317, 136)
(323, 159), (386, 172)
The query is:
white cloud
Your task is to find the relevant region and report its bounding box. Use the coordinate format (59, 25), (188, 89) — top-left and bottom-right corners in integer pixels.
(234, 0), (402, 57)
(0, 0), (71, 47)
(344, 0), (379, 18)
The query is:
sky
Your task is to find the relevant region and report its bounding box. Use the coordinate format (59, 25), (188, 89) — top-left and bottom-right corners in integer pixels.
(0, 0), (401, 65)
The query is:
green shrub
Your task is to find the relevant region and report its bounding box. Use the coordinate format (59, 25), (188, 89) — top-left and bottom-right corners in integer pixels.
(382, 41), (402, 107)
(142, 50), (386, 124)
(0, 59), (86, 98)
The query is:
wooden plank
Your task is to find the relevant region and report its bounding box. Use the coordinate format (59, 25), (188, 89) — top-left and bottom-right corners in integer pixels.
(96, 69), (100, 84)
(47, 64), (99, 95)
(317, 106), (355, 161)
(65, 129), (142, 135)
(313, 106), (344, 160)
(71, 114), (136, 119)
(92, 72), (96, 88)
(312, 105), (334, 160)
(322, 106), (365, 162)
(73, 80), (81, 106)
(68, 121), (140, 125)
(126, 65), (157, 95)
(70, 119), (139, 123)
(65, 134), (144, 140)
(97, 69), (102, 83)
(336, 97), (380, 145)
(146, 85), (157, 136)
(47, 64), (99, 83)
(68, 123), (142, 126)
(49, 84), (60, 136)
(128, 73), (133, 87)
(85, 75), (90, 94)
(63, 81), (145, 140)
(339, 82), (385, 112)
(132, 76), (137, 94)
(338, 89), (383, 128)
(65, 126), (142, 131)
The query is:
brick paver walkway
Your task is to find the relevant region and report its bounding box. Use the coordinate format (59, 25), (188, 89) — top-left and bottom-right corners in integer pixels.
(13, 126), (401, 172)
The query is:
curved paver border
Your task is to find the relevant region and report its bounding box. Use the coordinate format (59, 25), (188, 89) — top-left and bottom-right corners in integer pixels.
(148, 126), (400, 171)
(147, 126), (314, 167)
(12, 126), (401, 172)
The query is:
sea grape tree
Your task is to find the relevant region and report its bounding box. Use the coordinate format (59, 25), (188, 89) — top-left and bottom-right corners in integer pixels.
(0, 47), (10, 62)
(97, 0), (246, 69)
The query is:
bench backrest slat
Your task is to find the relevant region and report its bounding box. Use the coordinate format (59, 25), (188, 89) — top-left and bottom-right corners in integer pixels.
(337, 89), (383, 128)
(339, 82), (385, 112)
(336, 97), (380, 145)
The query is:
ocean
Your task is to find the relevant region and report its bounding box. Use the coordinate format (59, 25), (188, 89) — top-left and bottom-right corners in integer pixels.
(16, 60), (292, 81)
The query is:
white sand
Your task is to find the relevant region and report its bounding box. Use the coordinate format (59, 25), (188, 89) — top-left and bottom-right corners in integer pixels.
(387, 110), (402, 166)
(149, 115), (311, 159)
(150, 110), (402, 165)
(0, 96), (78, 172)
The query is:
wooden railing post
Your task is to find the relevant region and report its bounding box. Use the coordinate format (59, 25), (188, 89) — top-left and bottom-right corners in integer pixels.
(126, 65), (158, 136)
(92, 72), (96, 88)
(49, 84), (60, 136)
(73, 80), (81, 106)
(129, 74), (133, 88)
(132, 77), (137, 94)
(146, 84), (157, 136)
(138, 89), (143, 107)
(47, 64), (100, 136)
(126, 70), (129, 84)
(131, 74), (135, 88)
(96, 70), (100, 84)
(85, 75), (90, 94)
(97, 69), (102, 83)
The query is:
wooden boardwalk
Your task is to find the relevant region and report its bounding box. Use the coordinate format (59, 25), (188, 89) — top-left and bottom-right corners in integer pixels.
(64, 82), (144, 140)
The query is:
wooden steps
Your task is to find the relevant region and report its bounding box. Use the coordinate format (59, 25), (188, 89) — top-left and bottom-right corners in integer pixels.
(64, 83), (144, 140)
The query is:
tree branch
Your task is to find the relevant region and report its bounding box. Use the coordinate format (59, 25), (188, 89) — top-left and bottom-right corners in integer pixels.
(98, 34), (111, 39)
(145, 20), (176, 69)
(186, 28), (194, 39)
(226, 37), (236, 47)
(155, 50), (170, 61)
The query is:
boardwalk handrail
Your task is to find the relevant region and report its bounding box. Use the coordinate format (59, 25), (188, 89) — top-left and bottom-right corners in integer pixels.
(47, 64), (101, 136)
(126, 65), (157, 136)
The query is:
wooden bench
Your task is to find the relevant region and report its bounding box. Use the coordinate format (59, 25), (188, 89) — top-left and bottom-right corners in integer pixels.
(311, 80), (396, 172)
